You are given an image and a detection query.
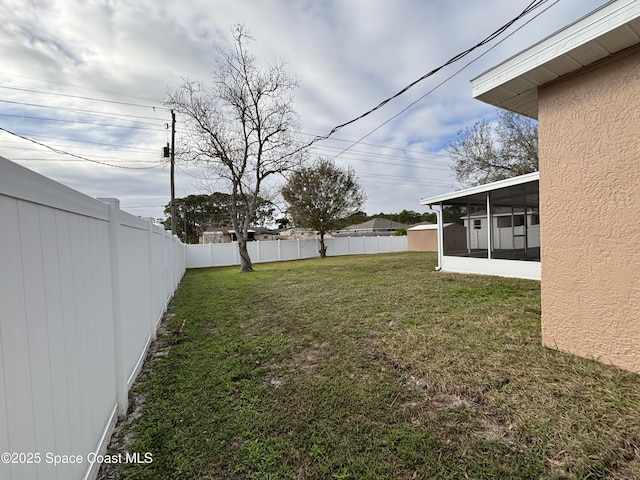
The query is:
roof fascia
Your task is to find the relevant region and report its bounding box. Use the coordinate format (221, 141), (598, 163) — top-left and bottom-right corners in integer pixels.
(472, 0), (640, 99)
(420, 171), (539, 206)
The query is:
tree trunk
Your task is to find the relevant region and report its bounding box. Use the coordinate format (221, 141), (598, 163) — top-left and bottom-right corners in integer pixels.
(237, 237), (253, 272)
(319, 233), (327, 258)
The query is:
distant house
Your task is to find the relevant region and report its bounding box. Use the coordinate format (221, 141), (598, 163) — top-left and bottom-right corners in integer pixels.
(423, 0), (640, 374)
(335, 217), (408, 237)
(200, 227), (278, 244)
(278, 227), (318, 240)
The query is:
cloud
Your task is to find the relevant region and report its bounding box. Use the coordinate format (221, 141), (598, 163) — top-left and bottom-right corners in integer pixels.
(0, 0), (606, 221)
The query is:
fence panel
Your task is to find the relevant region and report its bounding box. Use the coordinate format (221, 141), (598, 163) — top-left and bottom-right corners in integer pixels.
(119, 214), (154, 388)
(0, 196), (39, 480)
(298, 239), (320, 258)
(186, 236), (408, 268)
(326, 237), (348, 256)
(150, 224), (166, 329)
(0, 156), (185, 480)
(255, 240), (280, 263)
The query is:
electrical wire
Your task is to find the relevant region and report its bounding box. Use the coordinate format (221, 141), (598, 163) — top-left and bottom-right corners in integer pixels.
(307, 145), (452, 170)
(300, 0), (551, 152)
(329, 0), (558, 160)
(0, 0), (552, 193)
(0, 134), (159, 153)
(0, 85), (163, 110)
(0, 71), (167, 106)
(0, 112), (166, 132)
(0, 126), (166, 170)
(0, 98), (165, 124)
(299, 130), (452, 159)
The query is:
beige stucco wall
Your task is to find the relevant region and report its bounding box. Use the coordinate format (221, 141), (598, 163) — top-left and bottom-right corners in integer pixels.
(538, 46), (640, 373)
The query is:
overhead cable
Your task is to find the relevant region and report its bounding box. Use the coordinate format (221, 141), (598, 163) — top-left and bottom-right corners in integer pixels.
(306, 0), (550, 147)
(0, 126), (166, 170)
(330, 0), (559, 159)
(0, 112), (165, 132)
(0, 85), (163, 110)
(0, 98), (165, 123)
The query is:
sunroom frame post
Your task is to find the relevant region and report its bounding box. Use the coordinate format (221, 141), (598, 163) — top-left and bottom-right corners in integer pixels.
(486, 192), (492, 260)
(466, 203), (472, 255)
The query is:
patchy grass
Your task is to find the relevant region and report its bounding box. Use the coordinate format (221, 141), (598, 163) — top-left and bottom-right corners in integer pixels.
(100, 252), (640, 479)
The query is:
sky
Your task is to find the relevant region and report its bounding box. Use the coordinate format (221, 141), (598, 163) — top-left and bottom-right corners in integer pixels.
(0, 0), (608, 223)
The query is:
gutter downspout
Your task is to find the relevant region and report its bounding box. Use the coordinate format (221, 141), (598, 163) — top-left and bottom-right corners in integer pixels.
(431, 203), (443, 271)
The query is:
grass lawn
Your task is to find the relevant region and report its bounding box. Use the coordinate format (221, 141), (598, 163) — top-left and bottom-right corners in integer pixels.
(101, 252), (640, 479)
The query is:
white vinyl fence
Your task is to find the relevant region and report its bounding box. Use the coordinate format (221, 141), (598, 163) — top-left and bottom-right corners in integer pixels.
(0, 156), (185, 480)
(186, 235), (408, 268)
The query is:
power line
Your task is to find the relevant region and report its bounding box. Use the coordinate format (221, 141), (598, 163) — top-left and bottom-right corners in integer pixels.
(0, 98), (165, 124)
(0, 134), (159, 153)
(0, 126), (166, 170)
(307, 145), (452, 170)
(0, 85), (163, 110)
(0, 112), (166, 132)
(8, 150), (163, 163)
(174, 163), (217, 181)
(0, 71), (166, 106)
(302, 0), (551, 151)
(329, 0), (558, 160)
(300, 130), (452, 159)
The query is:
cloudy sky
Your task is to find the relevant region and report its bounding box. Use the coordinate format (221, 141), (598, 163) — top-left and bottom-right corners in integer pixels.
(0, 0), (608, 222)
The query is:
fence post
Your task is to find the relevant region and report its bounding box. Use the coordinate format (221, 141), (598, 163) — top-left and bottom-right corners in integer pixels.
(99, 198), (128, 419)
(145, 218), (157, 340)
(278, 239), (282, 262)
(160, 229), (167, 305)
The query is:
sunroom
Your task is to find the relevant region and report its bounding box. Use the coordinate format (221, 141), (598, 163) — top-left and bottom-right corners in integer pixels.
(420, 171), (540, 280)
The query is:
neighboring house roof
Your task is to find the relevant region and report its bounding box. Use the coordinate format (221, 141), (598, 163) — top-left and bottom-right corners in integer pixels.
(343, 217), (407, 231)
(420, 172), (539, 208)
(472, 0), (640, 119)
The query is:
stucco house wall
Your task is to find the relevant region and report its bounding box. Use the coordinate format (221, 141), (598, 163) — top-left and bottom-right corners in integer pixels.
(538, 45), (640, 373)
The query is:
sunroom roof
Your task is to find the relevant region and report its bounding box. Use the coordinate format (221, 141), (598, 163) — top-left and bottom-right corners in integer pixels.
(472, 0), (640, 119)
(420, 171), (539, 208)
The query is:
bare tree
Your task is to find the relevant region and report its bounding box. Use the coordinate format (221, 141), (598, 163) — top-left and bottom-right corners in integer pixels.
(281, 157), (366, 258)
(166, 25), (301, 271)
(449, 110), (538, 187)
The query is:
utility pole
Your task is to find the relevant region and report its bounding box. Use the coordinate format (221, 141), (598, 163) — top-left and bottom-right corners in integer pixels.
(170, 109), (176, 235)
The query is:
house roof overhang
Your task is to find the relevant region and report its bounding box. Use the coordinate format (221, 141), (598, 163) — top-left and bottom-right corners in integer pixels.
(472, 0), (640, 119)
(420, 171), (539, 208)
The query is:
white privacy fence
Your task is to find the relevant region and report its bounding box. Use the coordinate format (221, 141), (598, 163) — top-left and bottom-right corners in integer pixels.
(186, 235), (408, 268)
(0, 156), (185, 480)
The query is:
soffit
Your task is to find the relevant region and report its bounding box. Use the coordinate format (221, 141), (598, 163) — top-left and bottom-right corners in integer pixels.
(472, 0), (640, 119)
